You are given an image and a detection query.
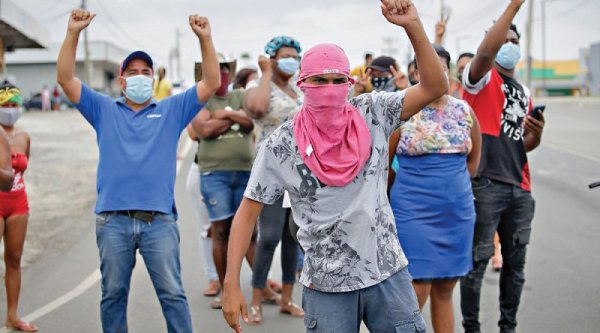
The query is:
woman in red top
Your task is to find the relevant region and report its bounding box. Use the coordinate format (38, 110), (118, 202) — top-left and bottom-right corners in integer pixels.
(0, 82), (37, 332)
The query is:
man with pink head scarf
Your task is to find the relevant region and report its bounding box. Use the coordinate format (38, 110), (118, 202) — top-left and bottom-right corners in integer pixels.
(222, 1), (449, 332)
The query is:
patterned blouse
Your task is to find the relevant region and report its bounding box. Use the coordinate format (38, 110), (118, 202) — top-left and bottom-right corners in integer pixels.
(246, 80), (303, 148)
(397, 96), (474, 156)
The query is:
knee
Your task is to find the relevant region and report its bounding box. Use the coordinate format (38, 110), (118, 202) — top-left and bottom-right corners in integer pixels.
(431, 281), (456, 301)
(212, 225), (230, 243)
(258, 238), (279, 251)
(4, 250), (23, 270)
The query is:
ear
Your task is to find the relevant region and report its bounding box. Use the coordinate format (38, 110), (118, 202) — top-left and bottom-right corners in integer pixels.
(118, 76), (127, 90)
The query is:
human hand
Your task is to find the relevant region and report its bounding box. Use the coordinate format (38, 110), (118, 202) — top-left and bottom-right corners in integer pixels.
(258, 55), (271, 73)
(222, 283), (248, 333)
(67, 9), (96, 33)
(524, 111), (544, 138)
(212, 109), (230, 120)
(380, 0), (420, 29)
(435, 13), (450, 38)
(390, 65), (408, 90)
(189, 15), (211, 38)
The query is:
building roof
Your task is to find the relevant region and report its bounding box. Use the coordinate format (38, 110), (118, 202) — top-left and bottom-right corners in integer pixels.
(5, 41), (132, 65)
(0, 0), (50, 49)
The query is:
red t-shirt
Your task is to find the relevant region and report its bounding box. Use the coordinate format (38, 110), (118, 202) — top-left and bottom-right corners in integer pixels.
(462, 65), (533, 191)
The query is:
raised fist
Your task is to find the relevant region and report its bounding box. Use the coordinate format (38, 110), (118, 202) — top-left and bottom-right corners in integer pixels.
(68, 9), (96, 33)
(189, 15), (211, 38)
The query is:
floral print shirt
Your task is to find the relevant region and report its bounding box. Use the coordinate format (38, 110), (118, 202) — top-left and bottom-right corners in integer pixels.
(397, 96), (473, 156)
(244, 90), (409, 292)
(246, 80), (303, 148)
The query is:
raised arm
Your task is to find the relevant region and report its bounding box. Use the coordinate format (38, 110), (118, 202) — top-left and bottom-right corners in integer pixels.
(243, 56), (272, 119)
(189, 15), (220, 104)
(222, 198), (264, 332)
(381, 0), (448, 120)
(56, 9), (96, 104)
(0, 127), (14, 192)
(468, 0), (525, 83)
(433, 13), (449, 46)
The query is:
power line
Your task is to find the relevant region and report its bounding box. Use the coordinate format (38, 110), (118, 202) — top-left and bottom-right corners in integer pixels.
(94, 0), (146, 51)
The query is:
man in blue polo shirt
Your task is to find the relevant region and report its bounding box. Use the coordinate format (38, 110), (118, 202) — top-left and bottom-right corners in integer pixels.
(57, 9), (220, 333)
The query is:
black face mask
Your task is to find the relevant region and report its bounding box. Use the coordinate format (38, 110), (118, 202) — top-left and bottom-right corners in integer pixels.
(371, 76), (392, 91)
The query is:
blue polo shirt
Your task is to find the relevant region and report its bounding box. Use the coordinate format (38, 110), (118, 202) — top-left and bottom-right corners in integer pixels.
(74, 83), (204, 214)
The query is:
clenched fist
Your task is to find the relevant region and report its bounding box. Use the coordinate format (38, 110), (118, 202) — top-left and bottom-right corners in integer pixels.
(189, 15), (211, 38)
(68, 9), (96, 33)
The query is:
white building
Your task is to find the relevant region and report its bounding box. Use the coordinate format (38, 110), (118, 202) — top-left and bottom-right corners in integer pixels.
(5, 41), (131, 98)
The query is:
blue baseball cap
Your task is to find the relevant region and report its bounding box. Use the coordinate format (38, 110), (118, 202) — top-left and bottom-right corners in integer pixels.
(120, 50), (154, 76)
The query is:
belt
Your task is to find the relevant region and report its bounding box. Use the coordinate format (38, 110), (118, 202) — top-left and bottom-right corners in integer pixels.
(115, 210), (157, 223)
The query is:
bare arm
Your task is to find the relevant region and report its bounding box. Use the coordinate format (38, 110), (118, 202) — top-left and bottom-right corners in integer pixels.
(191, 108), (233, 139)
(189, 15), (220, 104)
(186, 123), (199, 141)
(56, 10), (96, 104)
(0, 128), (14, 191)
(222, 198), (264, 332)
(380, 0), (448, 120)
(523, 111), (544, 152)
(222, 110), (254, 130)
(467, 110), (482, 177)
(468, 0), (524, 83)
(433, 13), (449, 46)
(243, 56), (272, 119)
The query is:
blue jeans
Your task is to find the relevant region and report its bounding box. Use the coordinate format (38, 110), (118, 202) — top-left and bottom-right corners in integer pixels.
(252, 196), (298, 289)
(302, 267), (426, 333)
(460, 177), (535, 333)
(200, 170), (250, 222)
(95, 212), (192, 333)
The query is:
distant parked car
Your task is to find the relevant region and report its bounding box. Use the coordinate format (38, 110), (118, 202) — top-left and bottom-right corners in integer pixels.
(23, 93), (72, 111)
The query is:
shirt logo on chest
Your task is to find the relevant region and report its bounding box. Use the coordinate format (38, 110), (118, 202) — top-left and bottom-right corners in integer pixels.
(146, 114), (162, 119)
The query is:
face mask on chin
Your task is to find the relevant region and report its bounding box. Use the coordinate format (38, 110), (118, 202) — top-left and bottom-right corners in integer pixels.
(123, 75), (153, 104)
(0, 107), (23, 127)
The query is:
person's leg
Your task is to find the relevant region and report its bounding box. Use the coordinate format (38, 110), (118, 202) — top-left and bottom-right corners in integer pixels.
(186, 165), (219, 295)
(412, 280), (432, 311)
(302, 286), (360, 333)
(362, 267), (425, 333)
(430, 279), (458, 333)
(496, 189), (535, 332)
(95, 213), (136, 333)
(460, 178), (508, 333)
(211, 219), (232, 286)
(140, 213), (192, 333)
(3, 214), (37, 331)
(250, 198), (287, 309)
(279, 212), (301, 315)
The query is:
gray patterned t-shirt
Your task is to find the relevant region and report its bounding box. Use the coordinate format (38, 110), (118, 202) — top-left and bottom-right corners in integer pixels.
(244, 90), (409, 292)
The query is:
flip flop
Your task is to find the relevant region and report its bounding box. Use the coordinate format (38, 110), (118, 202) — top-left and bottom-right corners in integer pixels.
(247, 305), (262, 325)
(209, 297), (222, 309)
(203, 280), (221, 297)
(280, 302), (304, 318)
(6, 321), (39, 332)
(262, 294), (282, 305)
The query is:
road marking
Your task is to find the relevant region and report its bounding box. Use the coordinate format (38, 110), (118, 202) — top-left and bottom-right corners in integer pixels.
(0, 136), (194, 330)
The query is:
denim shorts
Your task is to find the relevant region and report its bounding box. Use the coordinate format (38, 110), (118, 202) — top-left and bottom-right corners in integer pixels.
(200, 170), (250, 222)
(302, 267), (426, 333)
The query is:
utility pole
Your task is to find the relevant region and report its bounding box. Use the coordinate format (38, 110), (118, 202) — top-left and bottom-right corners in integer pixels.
(175, 28), (183, 83)
(81, 0), (92, 84)
(524, 0), (534, 89)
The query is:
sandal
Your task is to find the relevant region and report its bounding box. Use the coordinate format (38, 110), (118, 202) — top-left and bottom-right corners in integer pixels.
(280, 302), (304, 317)
(262, 293), (282, 305)
(248, 305), (262, 325)
(209, 297), (222, 309)
(6, 321), (39, 332)
(203, 280), (221, 297)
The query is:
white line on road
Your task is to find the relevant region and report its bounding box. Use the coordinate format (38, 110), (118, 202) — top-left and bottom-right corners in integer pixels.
(0, 136), (194, 331)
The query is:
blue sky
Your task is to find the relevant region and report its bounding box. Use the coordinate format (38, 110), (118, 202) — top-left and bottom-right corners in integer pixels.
(20, 0), (600, 82)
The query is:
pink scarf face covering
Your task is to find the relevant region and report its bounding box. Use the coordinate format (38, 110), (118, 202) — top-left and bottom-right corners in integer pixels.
(293, 43), (372, 187)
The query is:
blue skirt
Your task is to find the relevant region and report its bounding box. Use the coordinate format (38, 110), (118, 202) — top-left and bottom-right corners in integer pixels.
(390, 154), (475, 280)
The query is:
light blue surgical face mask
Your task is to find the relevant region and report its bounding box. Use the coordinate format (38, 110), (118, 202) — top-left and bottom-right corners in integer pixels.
(0, 107), (22, 127)
(277, 58), (300, 75)
(496, 43), (521, 70)
(123, 75), (153, 104)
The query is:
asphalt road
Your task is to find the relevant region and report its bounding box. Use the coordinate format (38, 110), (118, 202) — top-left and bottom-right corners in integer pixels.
(0, 98), (598, 332)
